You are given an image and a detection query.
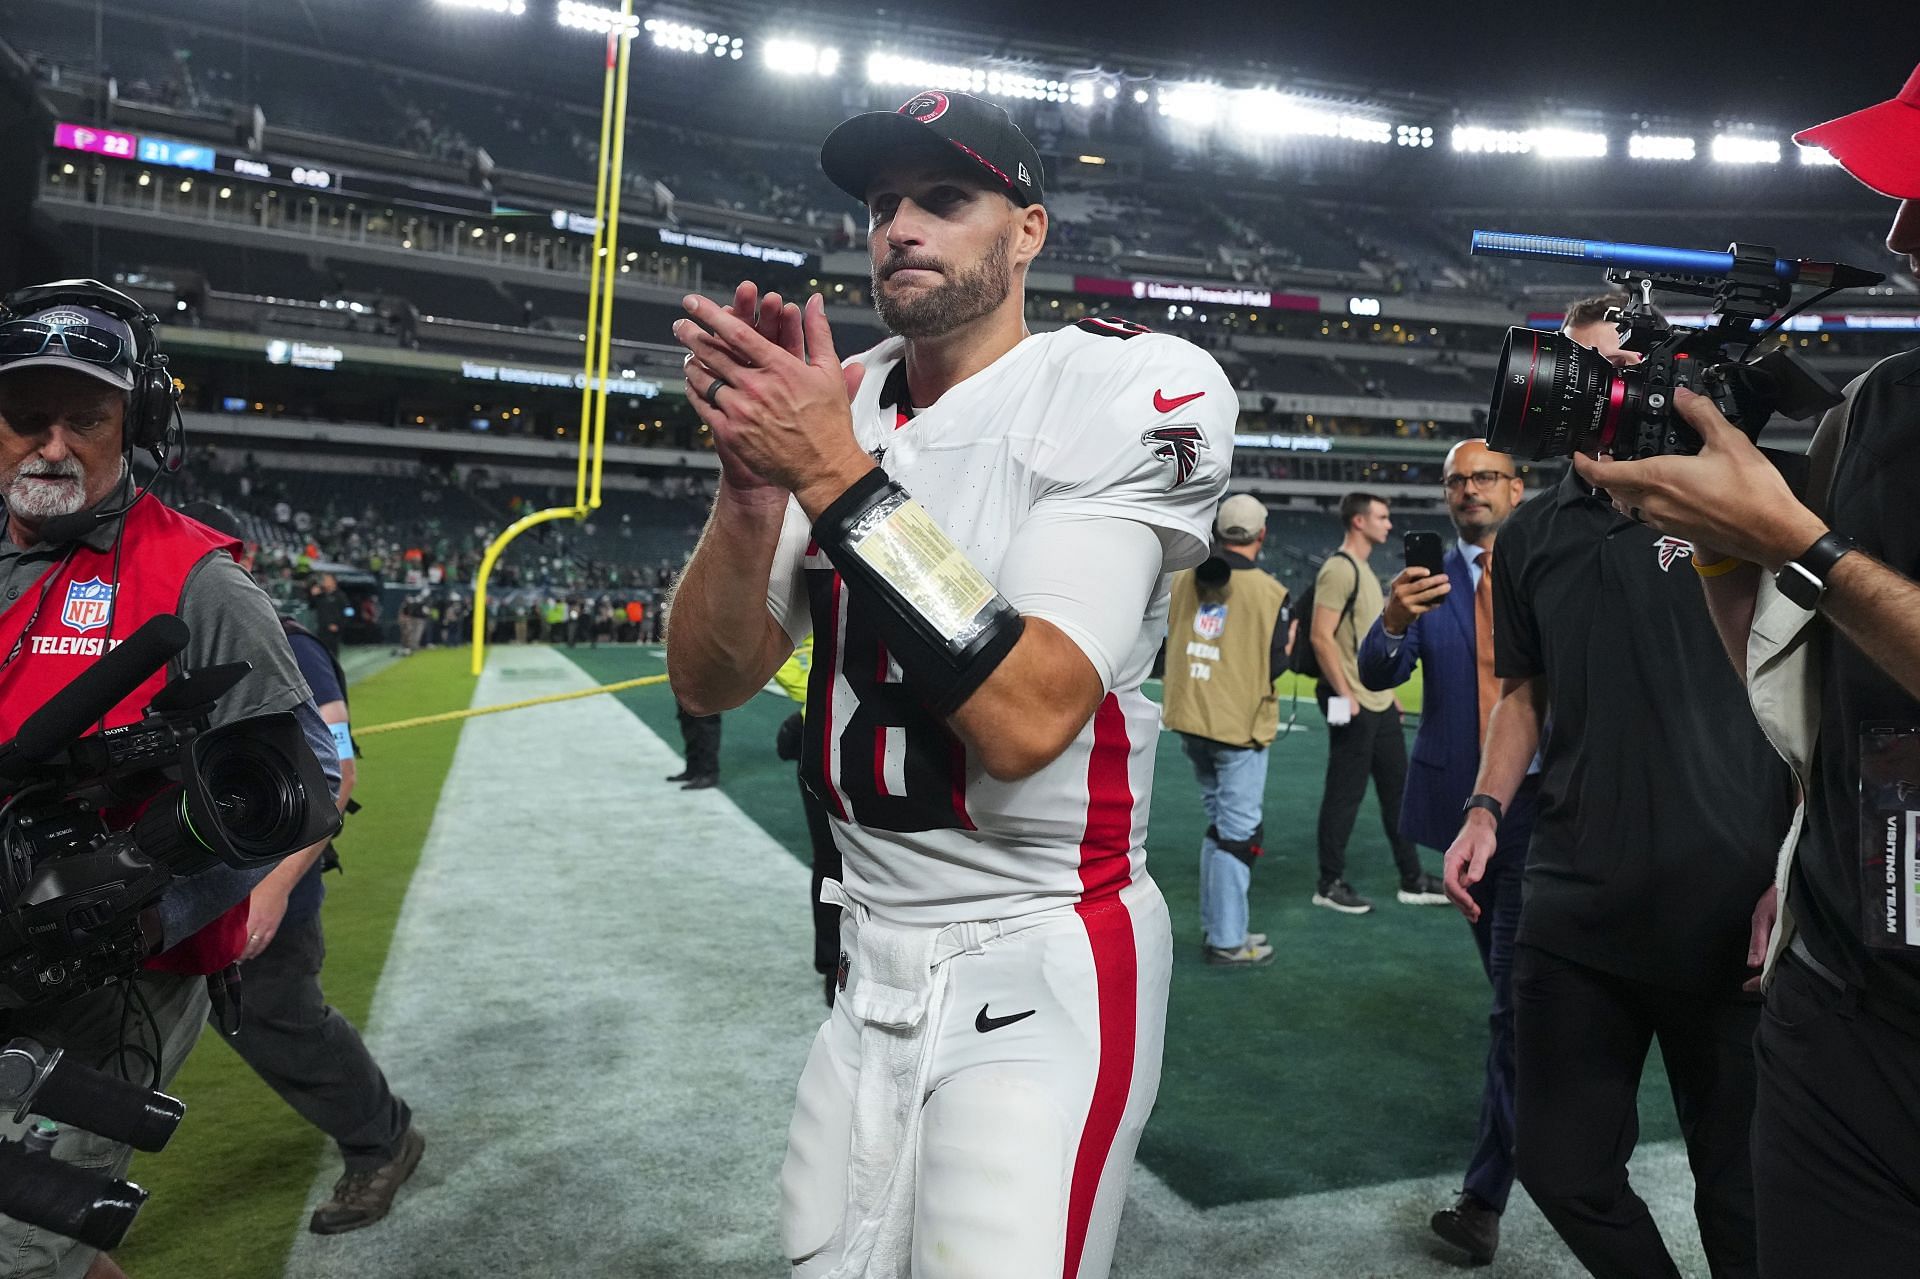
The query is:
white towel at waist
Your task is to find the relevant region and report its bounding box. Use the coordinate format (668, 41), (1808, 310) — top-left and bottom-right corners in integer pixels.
(816, 880), (1053, 1279)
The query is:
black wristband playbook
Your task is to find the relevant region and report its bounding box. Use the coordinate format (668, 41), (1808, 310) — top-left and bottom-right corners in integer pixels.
(812, 469), (1026, 716)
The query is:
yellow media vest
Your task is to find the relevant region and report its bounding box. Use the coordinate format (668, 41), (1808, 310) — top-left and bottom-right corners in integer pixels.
(1162, 563), (1290, 748)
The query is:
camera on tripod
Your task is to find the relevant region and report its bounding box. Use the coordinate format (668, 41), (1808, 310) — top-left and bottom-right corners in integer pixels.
(1468, 230), (1887, 461)
(0, 613), (340, 1013)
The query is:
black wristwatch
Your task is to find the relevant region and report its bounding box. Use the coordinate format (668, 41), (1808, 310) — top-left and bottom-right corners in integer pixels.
(1462, 793), (1504, 824)
(1775, 531), (1857, 611)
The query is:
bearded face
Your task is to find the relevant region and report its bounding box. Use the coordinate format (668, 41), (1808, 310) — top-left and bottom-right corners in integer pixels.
(0, 370), (130, 534)
(1, 454), (88, 520)
(871, 226), (1015, 340)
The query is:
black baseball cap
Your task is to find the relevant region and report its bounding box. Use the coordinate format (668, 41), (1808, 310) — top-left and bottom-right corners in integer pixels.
(821, 91), (1045, 207)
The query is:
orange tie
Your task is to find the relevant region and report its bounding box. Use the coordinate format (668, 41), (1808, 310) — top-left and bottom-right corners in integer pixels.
(1475, 549), (1497, 747)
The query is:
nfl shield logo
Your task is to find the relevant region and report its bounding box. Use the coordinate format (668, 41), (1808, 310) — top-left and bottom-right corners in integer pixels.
(1193, 602), (1228, 641)
(62, 577), (115, 633)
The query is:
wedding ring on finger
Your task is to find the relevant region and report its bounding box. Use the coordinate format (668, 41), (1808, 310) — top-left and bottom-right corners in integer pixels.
(704, 375), (728, 408)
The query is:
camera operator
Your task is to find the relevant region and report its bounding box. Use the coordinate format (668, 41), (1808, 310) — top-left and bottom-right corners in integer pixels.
(1574, 66), (1920, 1274)
(1441, 301), (1796, 1277)
(180, 503), (422, 1236)
(0, 281), (339, 1279)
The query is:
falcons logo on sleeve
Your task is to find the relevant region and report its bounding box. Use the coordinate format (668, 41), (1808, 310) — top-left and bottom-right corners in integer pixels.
(1141, 424), (1207, 488)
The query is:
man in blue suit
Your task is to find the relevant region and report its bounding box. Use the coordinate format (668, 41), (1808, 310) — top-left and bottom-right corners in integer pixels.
(1358, 438), (1533, 1265)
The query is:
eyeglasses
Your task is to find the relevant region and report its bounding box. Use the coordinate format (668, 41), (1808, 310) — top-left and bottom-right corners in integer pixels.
(0, 319), (129, 368)
(1443, 470), (1517, 492)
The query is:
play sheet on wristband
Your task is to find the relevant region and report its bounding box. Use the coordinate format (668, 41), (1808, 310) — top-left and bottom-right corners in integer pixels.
(849, 497), (999, 648)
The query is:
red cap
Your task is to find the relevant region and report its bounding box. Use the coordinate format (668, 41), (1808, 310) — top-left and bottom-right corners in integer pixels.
(1794, 63), (1920, 199)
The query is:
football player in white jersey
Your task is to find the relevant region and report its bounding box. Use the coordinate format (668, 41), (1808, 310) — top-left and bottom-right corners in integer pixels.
(666, 91), (1235, 1278)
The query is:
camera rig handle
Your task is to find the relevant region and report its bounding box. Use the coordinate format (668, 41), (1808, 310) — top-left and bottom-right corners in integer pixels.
(0, 1037), (184, 1152)
(1605, 241), (1794, 338)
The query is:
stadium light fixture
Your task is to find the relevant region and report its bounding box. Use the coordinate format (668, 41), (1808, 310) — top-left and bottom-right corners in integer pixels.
(763, 38), (839, 77)
(1451, 125), (1531, 154)
(1232, 91), (1392, 144)
(1711, 133), (1781, 164)
(866, 52), (1086, 104)
(1796, 143), (1842, 167)
(867, 52), (986, 93)
(435, 0), (527, 14)
(1395, 124), (1434, 148)
(1132, 88), (1150, 104)
(558, 0), (638, 35)
(645, 17), (743, 58)
(1530, 127), (1607, 158)
(1450, 125), (1606, 157)
(1157, 83), (1226, 127)
(1628, 133), (1695, 161)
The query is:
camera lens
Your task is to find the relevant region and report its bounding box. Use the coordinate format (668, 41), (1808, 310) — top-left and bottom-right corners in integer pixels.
(192, 735), (307, 859)
(1487, 327), (1635, 460)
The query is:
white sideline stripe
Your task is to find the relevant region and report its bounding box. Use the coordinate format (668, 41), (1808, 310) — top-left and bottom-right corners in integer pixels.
(282, 647), (822, 1278)
(282, 647), (1707, 1278)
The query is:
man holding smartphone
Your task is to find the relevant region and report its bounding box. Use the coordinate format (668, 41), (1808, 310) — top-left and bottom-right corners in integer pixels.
(1358, 442), (1532, 1263)
(1309, 492), (1447, 914)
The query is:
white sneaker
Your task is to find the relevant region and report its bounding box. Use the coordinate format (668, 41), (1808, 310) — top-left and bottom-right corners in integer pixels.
(1396, 874), (1450, 906)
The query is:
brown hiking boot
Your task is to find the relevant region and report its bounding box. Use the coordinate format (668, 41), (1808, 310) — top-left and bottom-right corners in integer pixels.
(309, 1127), (426, 1235)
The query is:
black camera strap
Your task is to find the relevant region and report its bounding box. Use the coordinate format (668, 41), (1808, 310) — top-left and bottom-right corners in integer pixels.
(206, 965), (242, 1038)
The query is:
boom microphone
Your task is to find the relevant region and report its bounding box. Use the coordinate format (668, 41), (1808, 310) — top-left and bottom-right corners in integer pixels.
(1470, 230), (1886, 290)
(0, 614), (190, 783)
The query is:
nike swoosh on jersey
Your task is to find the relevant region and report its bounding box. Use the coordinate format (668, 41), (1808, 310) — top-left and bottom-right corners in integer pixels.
(1152, 388), (1206, 413)
(975, 1004), (1038, 1033)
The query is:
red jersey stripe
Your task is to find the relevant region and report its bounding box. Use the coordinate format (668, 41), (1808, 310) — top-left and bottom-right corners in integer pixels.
(1062, 693), (1139, 1275)
(1076, 694), (1134, 903)
(1063, 898), (1138, 1277)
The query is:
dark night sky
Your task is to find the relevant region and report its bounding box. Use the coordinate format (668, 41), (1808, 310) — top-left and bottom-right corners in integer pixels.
(809, 0), (1920, 129)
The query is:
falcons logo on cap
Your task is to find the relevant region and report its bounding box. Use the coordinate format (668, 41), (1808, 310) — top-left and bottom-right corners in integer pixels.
(1142, 424), (1207, 489)
(1653, 535), (1695, 572)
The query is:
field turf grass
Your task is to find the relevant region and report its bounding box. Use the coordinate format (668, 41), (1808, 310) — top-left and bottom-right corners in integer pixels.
(110, 642), (1682, 1276)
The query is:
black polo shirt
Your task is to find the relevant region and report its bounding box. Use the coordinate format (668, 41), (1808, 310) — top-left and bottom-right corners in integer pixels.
(1492, 469), (1794, 991)
(1791, 348), (1920, 1011)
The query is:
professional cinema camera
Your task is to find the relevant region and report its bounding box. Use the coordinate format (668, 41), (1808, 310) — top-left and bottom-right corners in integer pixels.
(1468, 230), (1887, 461)
(0, 613), (340, 1014)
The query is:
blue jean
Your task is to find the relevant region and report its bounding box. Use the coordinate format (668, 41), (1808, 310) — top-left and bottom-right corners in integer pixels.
(1182, 734), (1270, 950)
(1461, 775), (1538, 1214)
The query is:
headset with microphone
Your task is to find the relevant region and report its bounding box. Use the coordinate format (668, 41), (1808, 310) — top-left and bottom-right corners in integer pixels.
(0, 278), (184, 546)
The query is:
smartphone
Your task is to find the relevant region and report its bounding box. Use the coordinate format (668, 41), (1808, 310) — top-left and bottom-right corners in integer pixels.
(1403, 530), (1445, 576)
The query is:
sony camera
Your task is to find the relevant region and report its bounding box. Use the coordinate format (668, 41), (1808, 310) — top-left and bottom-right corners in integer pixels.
(0, 615), (339, 1012)
(1470, 232), (1885, 461)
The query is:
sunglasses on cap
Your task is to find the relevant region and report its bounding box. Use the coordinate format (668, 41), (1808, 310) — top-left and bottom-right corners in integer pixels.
(0, 318), (131, 367)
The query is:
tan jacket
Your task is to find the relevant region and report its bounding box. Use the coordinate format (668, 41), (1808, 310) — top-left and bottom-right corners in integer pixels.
(1163, 561), (1290, 748)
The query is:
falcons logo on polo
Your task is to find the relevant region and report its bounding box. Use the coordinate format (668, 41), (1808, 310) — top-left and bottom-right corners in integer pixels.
(1653, 535), (1695, 572)
(1142, 424), (1207, 488)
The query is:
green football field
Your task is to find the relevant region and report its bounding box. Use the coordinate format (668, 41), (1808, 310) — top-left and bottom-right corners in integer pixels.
(106, 644), (1705, 1279)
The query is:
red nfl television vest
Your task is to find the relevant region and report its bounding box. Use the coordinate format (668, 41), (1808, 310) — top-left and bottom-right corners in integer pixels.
(0, 496), (249, 974)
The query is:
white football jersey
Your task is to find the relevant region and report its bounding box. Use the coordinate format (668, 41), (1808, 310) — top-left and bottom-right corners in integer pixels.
(767, 318), (1236, 926)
